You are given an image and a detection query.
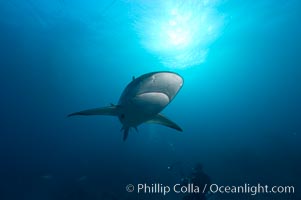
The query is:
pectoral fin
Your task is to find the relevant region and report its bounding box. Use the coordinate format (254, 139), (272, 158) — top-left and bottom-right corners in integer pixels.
(146, 114), (183, 132)
(67, 105), (120, 117)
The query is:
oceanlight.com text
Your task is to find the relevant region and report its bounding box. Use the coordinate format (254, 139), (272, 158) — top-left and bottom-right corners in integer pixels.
(125, 183), (295, 196)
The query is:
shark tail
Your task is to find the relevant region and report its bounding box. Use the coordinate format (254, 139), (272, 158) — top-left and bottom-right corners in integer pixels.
(121, 126), (130, 141)
(123, 127), (130, 141)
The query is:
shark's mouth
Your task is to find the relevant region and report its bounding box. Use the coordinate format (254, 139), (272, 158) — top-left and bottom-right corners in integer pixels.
(133, 92), (170, 115)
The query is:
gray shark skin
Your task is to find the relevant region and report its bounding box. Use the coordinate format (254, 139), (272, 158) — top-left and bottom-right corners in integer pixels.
(68, 71), (184, 141)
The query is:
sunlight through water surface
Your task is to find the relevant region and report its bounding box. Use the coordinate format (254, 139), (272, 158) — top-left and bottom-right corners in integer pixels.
(134, 0), (225, 69)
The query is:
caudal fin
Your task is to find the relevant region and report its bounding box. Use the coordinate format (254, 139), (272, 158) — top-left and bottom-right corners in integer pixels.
(123, 127), (130, 141)
(67, 105), (119, 117)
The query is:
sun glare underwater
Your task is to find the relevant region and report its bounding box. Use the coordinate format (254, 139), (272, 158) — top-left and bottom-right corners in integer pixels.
(134, 0), (224, 69)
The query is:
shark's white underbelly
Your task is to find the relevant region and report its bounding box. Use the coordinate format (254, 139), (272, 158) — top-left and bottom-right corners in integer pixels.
(119, 92), (170, 126)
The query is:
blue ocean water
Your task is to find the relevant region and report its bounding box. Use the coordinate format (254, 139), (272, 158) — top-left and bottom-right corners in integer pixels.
(0, 0), (300, 199)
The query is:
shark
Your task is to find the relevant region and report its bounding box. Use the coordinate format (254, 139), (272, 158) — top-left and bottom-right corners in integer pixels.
(68, 71), (183, 141)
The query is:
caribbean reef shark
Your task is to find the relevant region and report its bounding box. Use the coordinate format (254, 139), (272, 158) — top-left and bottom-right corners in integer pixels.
(68, 71), (183, 141)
